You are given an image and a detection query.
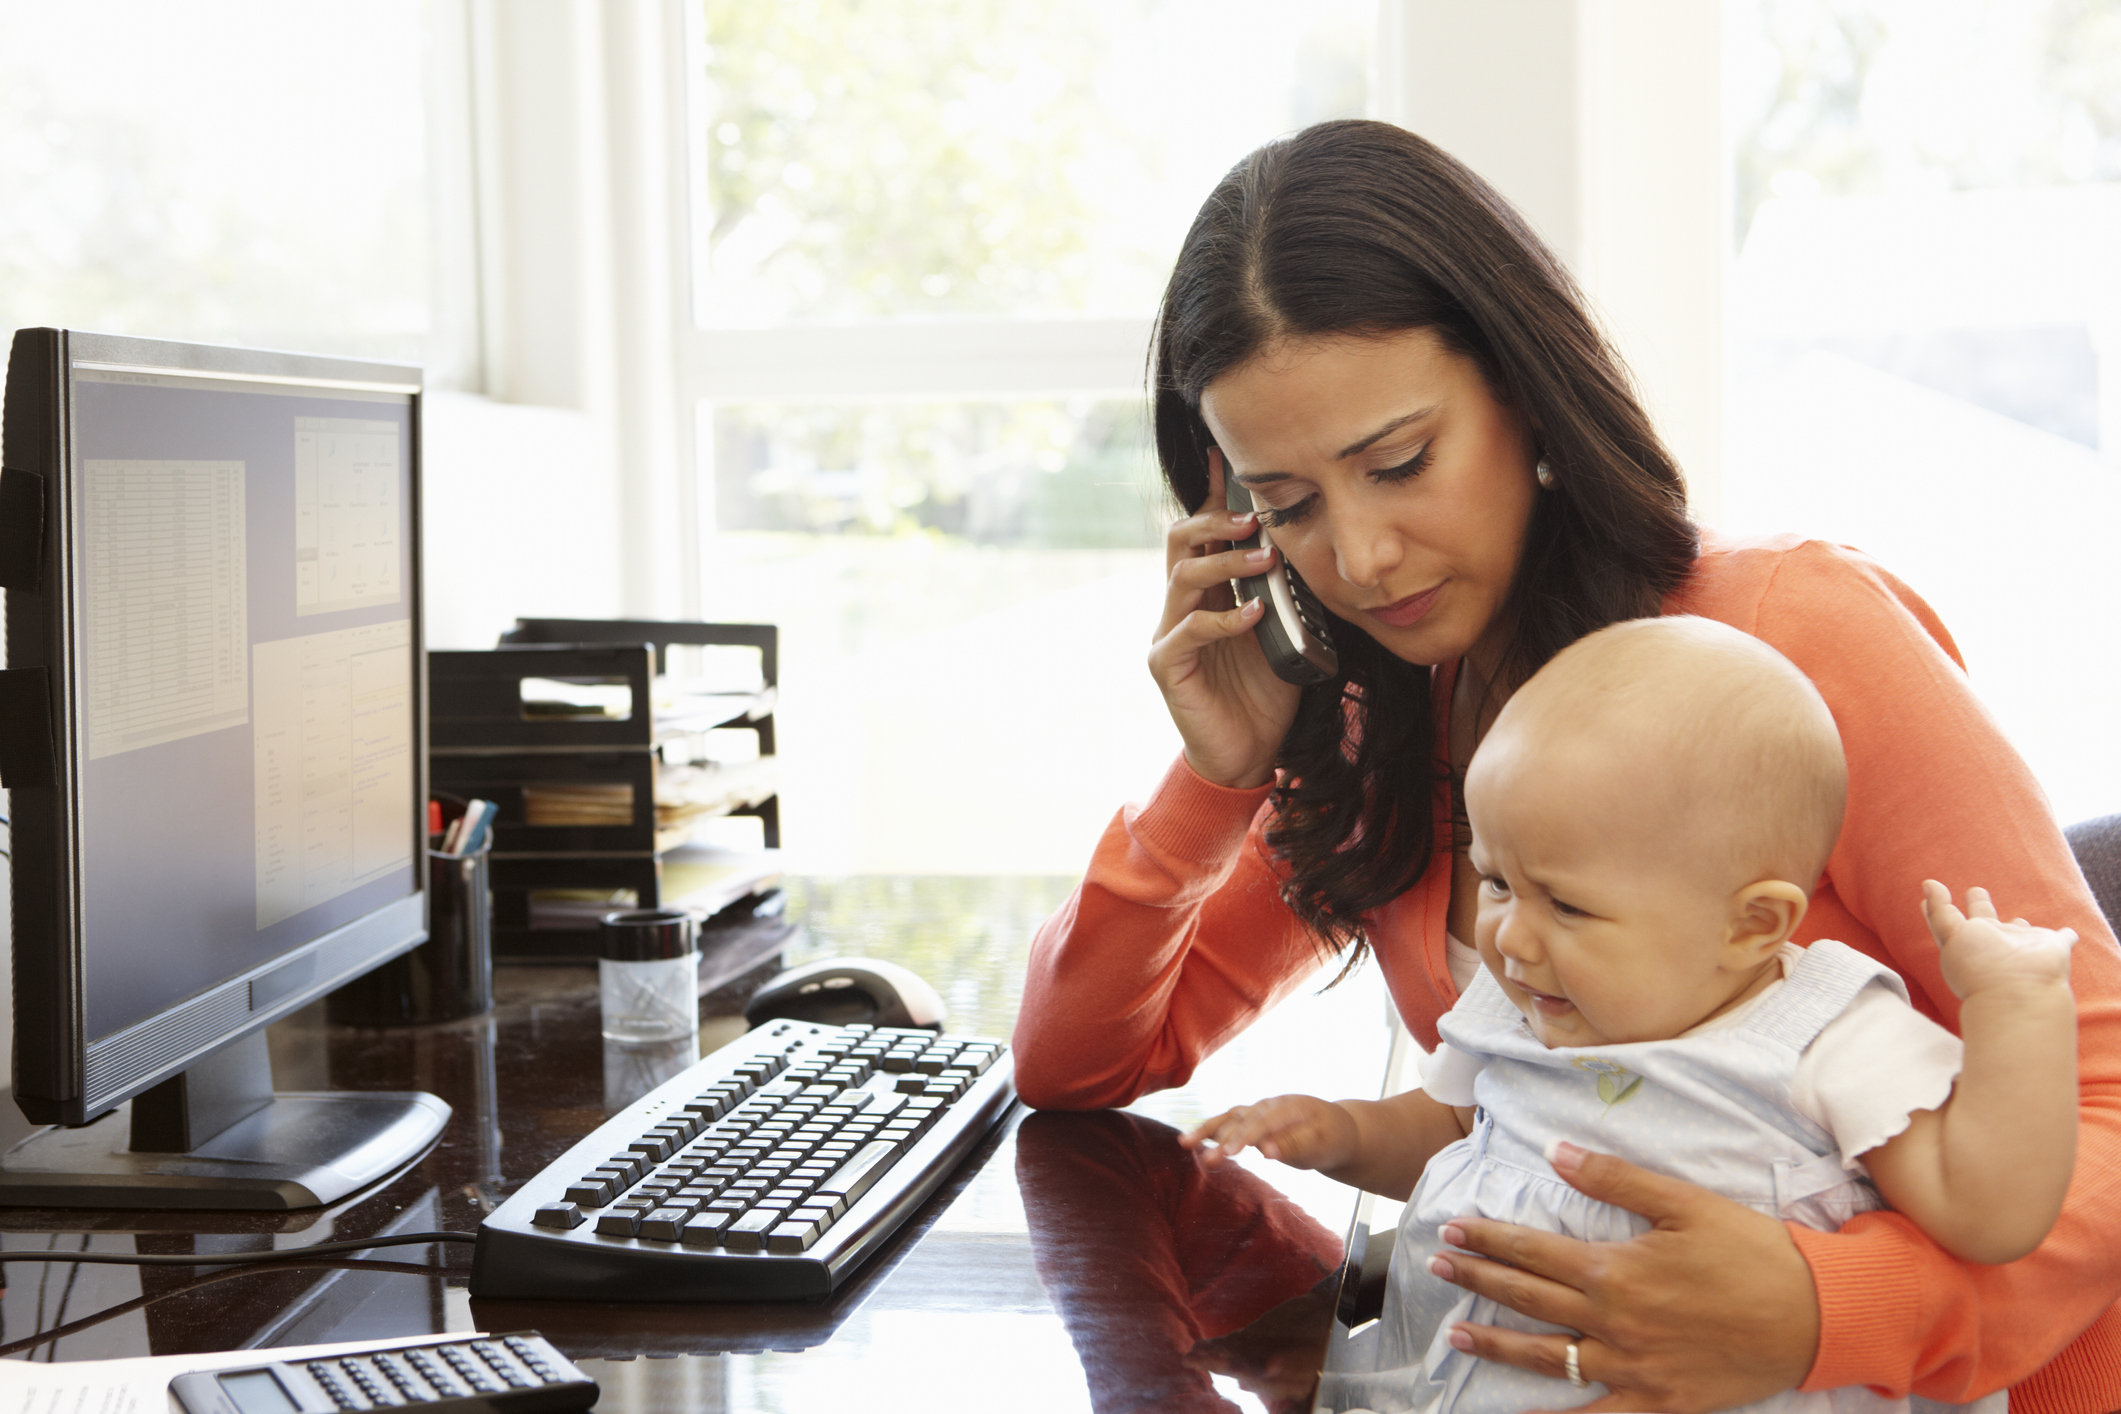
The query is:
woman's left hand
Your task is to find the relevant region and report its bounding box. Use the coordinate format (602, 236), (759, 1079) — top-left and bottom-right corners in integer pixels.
(1431, 1141), (1819, 1414)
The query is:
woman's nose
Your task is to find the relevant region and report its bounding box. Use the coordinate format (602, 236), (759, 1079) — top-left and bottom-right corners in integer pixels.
(1329, 509), (1402, 590)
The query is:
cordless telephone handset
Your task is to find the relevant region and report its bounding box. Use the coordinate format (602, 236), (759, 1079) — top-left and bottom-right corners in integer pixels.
(1222, 459), (1339, 686)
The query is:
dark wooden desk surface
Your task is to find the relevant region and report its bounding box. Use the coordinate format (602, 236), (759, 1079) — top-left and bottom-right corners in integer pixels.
(0, 877), (1393, 1412)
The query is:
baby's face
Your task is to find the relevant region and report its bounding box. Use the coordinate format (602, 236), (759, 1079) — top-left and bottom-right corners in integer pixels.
(1464, 743), (1764, 1049)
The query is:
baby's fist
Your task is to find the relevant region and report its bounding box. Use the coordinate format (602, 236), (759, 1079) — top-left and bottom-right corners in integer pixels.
(1922, 880), (2076, 1001)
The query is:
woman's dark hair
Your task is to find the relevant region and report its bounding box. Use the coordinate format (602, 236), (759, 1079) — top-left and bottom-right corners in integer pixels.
(1152, 119), (1698, 962)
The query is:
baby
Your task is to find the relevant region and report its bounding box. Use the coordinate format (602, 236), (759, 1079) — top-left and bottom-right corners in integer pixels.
(1184, 616), (2079, 1414)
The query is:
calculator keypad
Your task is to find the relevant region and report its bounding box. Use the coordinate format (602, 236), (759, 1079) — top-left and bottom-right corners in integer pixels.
(291, 1332), (585, 1409)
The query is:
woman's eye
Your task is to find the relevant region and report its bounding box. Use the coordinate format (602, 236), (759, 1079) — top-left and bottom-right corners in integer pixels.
(1372, 444), (1433, 483)
(1256, 495), (1316, 529)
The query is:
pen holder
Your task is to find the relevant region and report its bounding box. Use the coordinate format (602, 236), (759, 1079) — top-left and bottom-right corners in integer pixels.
(327, 846), (495, 1026)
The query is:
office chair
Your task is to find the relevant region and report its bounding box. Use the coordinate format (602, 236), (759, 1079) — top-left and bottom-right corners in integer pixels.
(2067, 813), (2121, 936)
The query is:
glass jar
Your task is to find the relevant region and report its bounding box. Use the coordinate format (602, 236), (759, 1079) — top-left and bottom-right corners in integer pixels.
(597, 909), (700, 1043)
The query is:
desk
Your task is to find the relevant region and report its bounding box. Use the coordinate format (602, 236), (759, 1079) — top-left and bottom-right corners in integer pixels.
(0, 877), (1395, 1411)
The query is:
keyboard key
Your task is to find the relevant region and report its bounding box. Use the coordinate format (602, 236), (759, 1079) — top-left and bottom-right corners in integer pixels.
(637, 1207), (695, 1241)
(533, 1203), (585, 1229)
(722, 1208), (782, 1252)
(596, 1209), (643, 1236)
(817, 1139), (905, 1206)
(681, 1210), (736, 1245)
(564, 1179), (613, 1206)
(768, 1217), (825, 1253)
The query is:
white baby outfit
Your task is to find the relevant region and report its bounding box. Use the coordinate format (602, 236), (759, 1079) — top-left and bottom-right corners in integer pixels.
(1320, 939), (2000, 1414)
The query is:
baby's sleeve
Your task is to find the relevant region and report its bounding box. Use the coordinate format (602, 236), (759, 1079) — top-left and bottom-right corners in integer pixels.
(1791, 981), (1965, 1169)
(1418, 1041), (1486, 1107)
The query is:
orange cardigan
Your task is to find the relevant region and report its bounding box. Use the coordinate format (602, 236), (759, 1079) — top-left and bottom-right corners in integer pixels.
(1012, 534), (2121, 1410)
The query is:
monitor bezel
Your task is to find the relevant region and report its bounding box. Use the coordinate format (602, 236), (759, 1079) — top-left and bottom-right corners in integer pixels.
(5, 328), (430, 1127)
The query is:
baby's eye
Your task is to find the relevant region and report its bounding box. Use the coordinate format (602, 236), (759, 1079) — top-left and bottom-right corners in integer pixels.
(1550, 898), (1585, 919)
(1481, 876), (1510, 897)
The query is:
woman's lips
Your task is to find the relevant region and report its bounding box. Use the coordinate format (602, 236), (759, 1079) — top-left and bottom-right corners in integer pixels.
(1367, 583), (1444, 629)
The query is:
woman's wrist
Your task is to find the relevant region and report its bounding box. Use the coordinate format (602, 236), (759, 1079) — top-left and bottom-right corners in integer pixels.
(1180, 743), (1277, 791)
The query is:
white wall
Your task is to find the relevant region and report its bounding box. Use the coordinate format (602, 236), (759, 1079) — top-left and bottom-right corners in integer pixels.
(422, 392), (625, 648)
(1378, 0), (1727, 522)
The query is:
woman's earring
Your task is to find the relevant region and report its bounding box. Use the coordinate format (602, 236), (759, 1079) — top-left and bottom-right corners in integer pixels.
(1535, 459), (1556, 489)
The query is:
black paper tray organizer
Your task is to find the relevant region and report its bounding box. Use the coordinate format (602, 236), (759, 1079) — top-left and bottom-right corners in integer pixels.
(429, 619), (786, 967)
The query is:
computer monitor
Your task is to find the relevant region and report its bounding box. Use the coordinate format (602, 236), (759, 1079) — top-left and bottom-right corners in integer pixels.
(0, 328), (446, 1209)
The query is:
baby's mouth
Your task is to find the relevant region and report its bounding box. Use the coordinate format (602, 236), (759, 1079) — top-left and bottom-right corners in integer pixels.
(1515, 982), (1576, 1017)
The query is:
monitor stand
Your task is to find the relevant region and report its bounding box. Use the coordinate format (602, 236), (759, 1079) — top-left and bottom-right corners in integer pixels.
(0, 1030), (450, 1210)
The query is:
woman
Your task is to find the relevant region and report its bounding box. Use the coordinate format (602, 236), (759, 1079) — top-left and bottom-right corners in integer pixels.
(1011, 120), (2121, 1413)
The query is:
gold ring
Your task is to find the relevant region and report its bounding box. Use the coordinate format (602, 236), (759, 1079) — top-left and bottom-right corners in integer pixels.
(1565, 1341), (1588, 1390)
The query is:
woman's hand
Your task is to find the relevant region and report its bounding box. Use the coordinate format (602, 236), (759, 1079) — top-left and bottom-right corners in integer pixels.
(1433, 1142), (1818, 1413)
(1149, 449), (1304, 789)
(1181, 1095), (1359, 1173)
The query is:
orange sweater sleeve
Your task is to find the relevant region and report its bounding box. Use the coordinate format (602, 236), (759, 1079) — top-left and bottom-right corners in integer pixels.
(1684, 538), (2121, 1411)
(1010, 755), (1331, 1111)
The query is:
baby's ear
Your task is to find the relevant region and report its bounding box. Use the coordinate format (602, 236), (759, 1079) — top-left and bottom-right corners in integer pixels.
(1725, 880), (1809, 964)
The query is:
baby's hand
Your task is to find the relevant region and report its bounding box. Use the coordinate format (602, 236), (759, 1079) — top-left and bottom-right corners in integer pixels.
(1180, 1095), (1359, 1173)
(1922, 880), (2077, 1001)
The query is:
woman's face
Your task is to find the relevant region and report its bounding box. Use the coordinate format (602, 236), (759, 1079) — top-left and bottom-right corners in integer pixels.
(1199, 328), (1539, 672)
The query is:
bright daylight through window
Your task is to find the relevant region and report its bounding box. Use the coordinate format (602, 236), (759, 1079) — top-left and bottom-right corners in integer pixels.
(685, 0), (1375, 874)
(1724, 0), (2121, 825)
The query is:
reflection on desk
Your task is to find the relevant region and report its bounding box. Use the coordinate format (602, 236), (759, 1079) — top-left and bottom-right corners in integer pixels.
(0, 876), (1395, 1412)
(1019, 1110), (1342, 1414)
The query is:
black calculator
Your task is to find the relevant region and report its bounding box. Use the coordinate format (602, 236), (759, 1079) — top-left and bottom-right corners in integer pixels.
(169, 1332), (597, 1413)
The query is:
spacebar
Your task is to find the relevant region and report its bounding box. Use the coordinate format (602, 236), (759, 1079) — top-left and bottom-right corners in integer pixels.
(817, 1140), (905, 1205)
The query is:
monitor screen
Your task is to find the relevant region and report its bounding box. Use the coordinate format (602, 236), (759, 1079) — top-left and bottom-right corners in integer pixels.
(68, 365), (419, 1042)
(2, 330), (430, 1133)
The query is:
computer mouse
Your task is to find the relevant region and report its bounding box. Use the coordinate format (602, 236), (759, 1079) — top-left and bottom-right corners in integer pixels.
(743, 956), (947, 1032)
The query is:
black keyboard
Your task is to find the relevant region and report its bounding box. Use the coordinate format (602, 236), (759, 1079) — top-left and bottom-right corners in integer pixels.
(470, 1020), (1015, 1301)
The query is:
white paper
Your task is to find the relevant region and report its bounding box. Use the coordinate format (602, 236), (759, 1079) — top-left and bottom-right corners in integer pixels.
(0, 1331), (472, 1414)
(253, 619), (415, 928)
(81, 459), (249, 760)
(294, 417), (401, 616)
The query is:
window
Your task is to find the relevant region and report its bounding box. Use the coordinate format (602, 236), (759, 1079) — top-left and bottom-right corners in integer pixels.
(683, 0), (1376, 872)
(0, 1), (428, 362)
(1725, 0), (2121, 824)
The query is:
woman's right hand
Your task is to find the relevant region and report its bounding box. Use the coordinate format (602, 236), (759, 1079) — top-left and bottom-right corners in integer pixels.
(1149, 449), (1305, 789)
